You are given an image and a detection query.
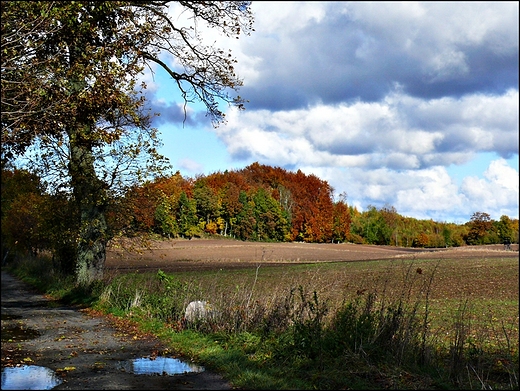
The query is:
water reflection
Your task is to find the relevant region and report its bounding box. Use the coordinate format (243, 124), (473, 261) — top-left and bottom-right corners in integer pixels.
(1, 325), (41, 342)
(120, 356), (204, 376)
(1, 365), (63, 390)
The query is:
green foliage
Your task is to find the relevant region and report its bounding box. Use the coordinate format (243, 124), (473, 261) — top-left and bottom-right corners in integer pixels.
(154, 193), (179, 237)
(193, 181), (221, 226)
(177, 192), (201, 239)
(235, 191), (257, 240)
(361, 205), (393, 245)
(286, 287), (328, 362)
(98, 269), (201, 323)
(252, 188), (290, 241)
(496, 215), (516, 244)
(324, 297), (378, 355)
(142, 270), (191, 322)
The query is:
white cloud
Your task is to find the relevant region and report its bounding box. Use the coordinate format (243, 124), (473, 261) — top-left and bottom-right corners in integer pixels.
(485, 159), (519, 192)
(250, 1), (327, 33)
(302, 159), (518, 223)
(217, 89), (518, 169)
(177, 158), (204, 175)
(151, 2), (519, 223)
(461, 159), (519, 211)
(394, 167), (465, 216)
(210, 85), (518, 223)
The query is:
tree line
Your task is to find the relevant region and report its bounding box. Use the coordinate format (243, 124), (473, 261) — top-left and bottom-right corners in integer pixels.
(2, 162), (518, 271)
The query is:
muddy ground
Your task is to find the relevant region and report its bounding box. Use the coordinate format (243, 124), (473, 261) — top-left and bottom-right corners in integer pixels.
(2, 239), (518, 389)
(1, 270), (234, 390)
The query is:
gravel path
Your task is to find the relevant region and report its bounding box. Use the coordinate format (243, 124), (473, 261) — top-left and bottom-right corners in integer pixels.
(1, 270), (233, 390)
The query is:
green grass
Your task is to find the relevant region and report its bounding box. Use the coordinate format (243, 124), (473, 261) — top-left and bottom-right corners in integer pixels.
(4, 255), (518, 390)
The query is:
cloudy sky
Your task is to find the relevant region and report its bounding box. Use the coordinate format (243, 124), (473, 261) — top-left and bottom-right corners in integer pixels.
(143, 1), (519, 224)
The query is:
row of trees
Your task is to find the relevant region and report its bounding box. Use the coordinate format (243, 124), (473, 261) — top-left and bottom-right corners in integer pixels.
(121, 162), (350, 243)
(119, 162), (519, 248)
(349, 206), (518, 248)
(2, 163), (518, 273)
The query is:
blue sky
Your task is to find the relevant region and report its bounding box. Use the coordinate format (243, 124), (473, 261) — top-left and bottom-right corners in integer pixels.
(141, 1), (519, 224)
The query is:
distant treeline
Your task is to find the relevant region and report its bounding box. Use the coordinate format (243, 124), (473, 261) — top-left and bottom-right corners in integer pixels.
(1, 163), (518, 261)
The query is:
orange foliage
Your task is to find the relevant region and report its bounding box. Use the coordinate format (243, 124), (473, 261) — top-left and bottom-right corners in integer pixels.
(120, 162), (342, 242)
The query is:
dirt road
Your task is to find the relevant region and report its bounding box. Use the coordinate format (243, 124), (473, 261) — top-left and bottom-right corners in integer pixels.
(0, 271), (233, 390)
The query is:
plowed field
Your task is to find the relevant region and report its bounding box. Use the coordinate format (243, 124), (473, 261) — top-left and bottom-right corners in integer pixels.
(106, 237), (518, 273)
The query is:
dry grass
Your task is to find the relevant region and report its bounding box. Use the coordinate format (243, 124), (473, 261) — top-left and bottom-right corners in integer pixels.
(101, 239), (518, 389)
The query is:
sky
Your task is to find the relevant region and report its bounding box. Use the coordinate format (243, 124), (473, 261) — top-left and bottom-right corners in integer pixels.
(141, 1), (519, 224)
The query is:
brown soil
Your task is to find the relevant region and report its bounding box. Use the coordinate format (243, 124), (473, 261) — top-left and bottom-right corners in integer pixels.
(2, 238), (518, 389)
(106, 237), (519, 273)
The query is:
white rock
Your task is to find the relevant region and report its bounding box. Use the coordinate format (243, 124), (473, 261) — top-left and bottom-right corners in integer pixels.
(184, 300), (215, 323)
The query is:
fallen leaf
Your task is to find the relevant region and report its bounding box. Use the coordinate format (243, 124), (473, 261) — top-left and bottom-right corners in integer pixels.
(56, 366), (76, 373)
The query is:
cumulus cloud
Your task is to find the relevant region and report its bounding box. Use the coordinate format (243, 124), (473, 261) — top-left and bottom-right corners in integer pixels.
(234, 2), (518, 110)
(177, 158), (204, 175)
(460, 159), (519, 213)
(216, 89), (518, 169)
(301, 158), (518, 223)
(211, 86), (518, 221)
(148, 2), (519, 223)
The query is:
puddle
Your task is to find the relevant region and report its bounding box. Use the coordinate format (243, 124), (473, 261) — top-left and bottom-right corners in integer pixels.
(118, 356), (205, 376)
(1, 325), (41, 342)
(1, 365), (63, 390)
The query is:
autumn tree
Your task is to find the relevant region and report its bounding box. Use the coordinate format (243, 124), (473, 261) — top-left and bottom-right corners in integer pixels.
(284, 169), (333, 242)
(1, 1), (254, 286)
(124, 181), (163, 233)
(495, 215), (515, 245)
(1, 168), (47, 259)
(332, 193), (351, 243)
(466, 212), (493, 245)
(413, 232), (430, 248)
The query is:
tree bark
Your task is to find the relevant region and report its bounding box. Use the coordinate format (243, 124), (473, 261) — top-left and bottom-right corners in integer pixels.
(68, 124), (107, 286)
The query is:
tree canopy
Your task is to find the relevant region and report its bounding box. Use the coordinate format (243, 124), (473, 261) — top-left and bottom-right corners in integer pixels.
(1, 1), (254, 285)
(2, 1), (253, 152)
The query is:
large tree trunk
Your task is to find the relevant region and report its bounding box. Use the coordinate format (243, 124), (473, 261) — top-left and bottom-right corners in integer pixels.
(68, 124), (108, 286)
